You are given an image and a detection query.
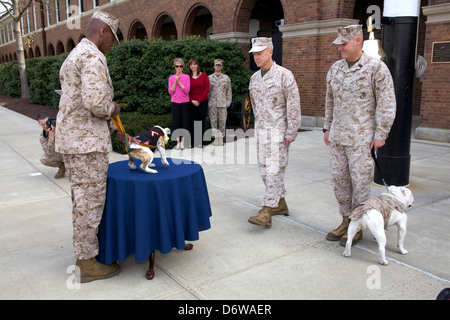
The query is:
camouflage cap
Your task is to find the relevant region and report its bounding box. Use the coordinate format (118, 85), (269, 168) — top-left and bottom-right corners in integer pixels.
(214, 59), (223, 65)
(249, 37), (273, 53)
(92, 10), (119, 44)
(333, 24), (363, 45)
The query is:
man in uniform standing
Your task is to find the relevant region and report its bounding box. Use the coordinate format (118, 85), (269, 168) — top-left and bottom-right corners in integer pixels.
(323, 25), (396, 245)
(247, 37), (301, 227)
(56, 10), (122, 283)
(208, 59), (232, 146)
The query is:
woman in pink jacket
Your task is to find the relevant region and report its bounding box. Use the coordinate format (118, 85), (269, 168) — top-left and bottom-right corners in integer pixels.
(168, 58), (190, 150)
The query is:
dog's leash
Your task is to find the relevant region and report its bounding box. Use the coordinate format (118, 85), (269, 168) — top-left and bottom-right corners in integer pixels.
(110, 104), (157, 151)
(139, 142), (157, 149)
(111, 113), (131, 152)
(371, 147), (389, 190)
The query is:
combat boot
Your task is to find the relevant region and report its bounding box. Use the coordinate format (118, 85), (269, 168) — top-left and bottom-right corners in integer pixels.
(248, 206), (273, 227)
(339, 229), (363, 246)
(75, 258), (120, 283)
(271, 198), (289, 216)
(54, 163), (65, 179)
(326, 216), (350, 241)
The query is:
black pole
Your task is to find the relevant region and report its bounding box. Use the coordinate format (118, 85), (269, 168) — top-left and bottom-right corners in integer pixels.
(374, 16), (418, 187)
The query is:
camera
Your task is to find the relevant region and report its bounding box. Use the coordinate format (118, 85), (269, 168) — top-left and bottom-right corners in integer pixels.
(46, 117), (56, 129)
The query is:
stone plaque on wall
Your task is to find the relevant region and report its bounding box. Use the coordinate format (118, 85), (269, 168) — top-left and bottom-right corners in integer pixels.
(432, 41), (450, 63)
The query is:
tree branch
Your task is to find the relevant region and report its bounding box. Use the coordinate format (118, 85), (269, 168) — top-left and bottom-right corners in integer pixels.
(0, 0), (14, 17)
(19, 0), (34, 17)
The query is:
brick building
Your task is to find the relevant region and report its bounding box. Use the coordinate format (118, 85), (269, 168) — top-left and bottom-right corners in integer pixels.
(0, 0), (449, 142)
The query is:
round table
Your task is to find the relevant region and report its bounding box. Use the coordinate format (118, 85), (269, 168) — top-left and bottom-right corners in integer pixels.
(97, 158), (212, 279)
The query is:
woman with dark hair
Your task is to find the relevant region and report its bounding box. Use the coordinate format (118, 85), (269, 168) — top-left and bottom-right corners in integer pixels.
(188, 58), (210, 148)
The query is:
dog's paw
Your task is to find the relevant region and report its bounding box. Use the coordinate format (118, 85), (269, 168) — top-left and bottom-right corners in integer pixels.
(148, 163), (156, 168)
(144, 168), (158, 174)
(129, 163), (137, 170)
(379, 259), (389, 266)
(398, 247), (408, 255)
(342, 251), (351, 258)
(162, 160), (169, 167)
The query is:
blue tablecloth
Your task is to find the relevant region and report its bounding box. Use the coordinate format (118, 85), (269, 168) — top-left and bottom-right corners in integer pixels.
(97, 158), (212, 264)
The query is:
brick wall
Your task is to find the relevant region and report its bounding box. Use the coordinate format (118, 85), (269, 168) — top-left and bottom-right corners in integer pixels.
(420, 21), (450, 130)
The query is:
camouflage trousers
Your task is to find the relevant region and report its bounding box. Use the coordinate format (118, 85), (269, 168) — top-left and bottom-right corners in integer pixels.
(40, 151), (64, 167)
(257, 138), (289, 208)
(209, 106), (228, 137)
(330, 144), (374, 217)
(63, 152), (109, 260)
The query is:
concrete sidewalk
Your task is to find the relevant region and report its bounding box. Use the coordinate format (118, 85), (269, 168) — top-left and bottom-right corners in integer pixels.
(0, 106), (449, 300)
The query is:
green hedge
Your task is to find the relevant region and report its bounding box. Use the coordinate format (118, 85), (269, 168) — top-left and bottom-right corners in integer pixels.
(27, 54), (69, 107)
(0, 36), (252, 113)
(0, 60), (21, 98)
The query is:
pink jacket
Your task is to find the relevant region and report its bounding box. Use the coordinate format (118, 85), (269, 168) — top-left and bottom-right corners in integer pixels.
(168, 73), (190, 103)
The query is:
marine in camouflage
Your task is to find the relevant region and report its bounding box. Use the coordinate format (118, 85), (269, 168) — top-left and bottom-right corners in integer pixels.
(40, 133), (64, 168)
(208, 72), (232, 137)
(249, 62), (301, 208)
(55, 37), (117, 260)
(55, 38), (117, 155)
(324, 52), (396, 146)
(324, 51), (396, 217)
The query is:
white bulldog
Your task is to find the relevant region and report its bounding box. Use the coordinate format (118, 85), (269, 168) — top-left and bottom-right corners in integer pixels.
(343, 186), (414, 265)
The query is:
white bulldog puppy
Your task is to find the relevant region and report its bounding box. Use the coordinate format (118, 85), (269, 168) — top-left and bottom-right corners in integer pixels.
(343, 186), (414, 265)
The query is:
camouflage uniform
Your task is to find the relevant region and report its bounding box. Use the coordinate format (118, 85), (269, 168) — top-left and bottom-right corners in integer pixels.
(208, 72), (232, 138)
(350, 194), (405, 229)
(249, 61), (301, 208)
(39, 132), (64, 168)
(324, 51), (396, 217)
(56, 37), (117, 260)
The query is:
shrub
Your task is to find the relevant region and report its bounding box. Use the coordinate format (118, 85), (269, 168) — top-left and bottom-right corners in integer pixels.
(107, 36), (253, 114)
(27, 54), (68, 108)
(0, 61), (21, 98)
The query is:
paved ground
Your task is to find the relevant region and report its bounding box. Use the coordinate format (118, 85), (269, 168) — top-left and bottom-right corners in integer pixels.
(0, 106), (449, 300)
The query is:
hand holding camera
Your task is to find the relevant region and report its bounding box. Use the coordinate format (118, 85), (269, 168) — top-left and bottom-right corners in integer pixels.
(45, 118), (56, 139)
(46, 118), (57, 131)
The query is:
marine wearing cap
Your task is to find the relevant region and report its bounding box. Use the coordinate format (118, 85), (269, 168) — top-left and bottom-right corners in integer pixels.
(248, 37), (274, 53)
(56, 8), (122, 282)
(332, 24), (363, 45)
(92, 10), (120, 44)
(247, 35), (301, 227)
(324, 23), (397, 245)
(214, 59), (223, 65)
